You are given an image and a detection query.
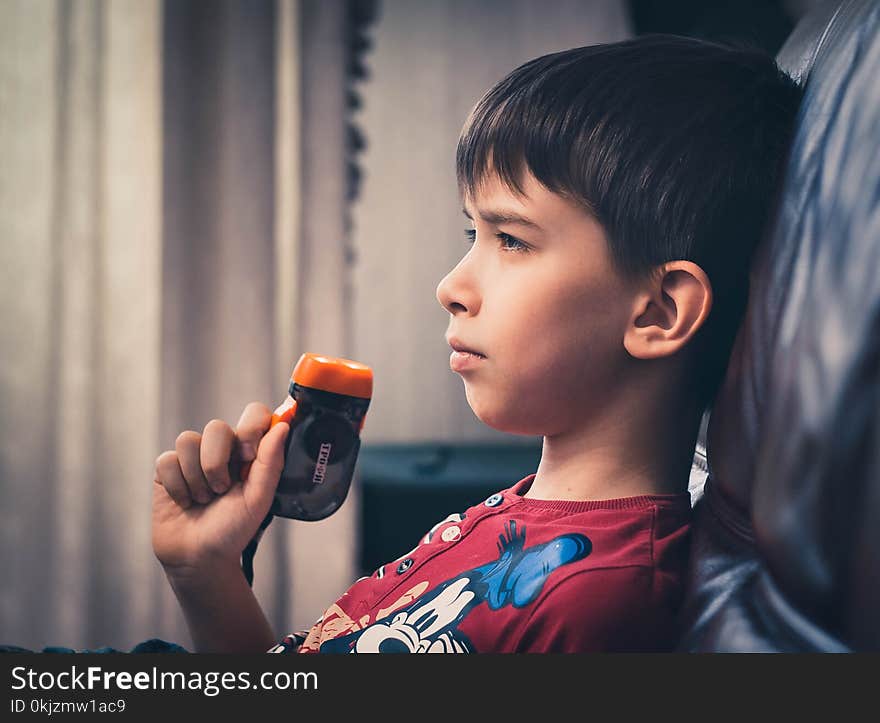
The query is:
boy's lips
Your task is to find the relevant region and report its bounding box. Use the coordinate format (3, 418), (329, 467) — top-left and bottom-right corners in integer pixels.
(450, 350), (486, 372)
(446, 336), (486, 373)
(446, 336), (486, 358)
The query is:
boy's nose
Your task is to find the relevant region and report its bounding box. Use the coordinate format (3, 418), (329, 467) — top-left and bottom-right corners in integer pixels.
(436, 264), (479, 316)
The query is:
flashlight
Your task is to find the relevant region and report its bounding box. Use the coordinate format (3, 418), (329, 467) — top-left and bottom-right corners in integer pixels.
(269, 352), (373, 520)
(242, 352), (373, 585)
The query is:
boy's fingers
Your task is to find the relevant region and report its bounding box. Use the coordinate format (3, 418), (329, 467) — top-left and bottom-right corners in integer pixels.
(175, 431), (214, 505)
(154, 451), (193, 509)
(234, 402), (273, 462)
(243, 421), (289, 517)
(200, 419), (235, 494)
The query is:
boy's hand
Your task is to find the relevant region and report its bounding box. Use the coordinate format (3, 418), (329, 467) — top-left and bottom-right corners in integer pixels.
(151, 402), (289, 577)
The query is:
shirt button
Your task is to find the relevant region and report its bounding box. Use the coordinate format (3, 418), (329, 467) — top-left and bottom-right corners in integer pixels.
(396, 558), (414, 574)
(484, 493), (503, 508)
(440, 525), (461, 542)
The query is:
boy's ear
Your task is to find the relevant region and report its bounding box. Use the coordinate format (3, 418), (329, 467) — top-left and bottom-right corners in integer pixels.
(623, 261), (713, 360)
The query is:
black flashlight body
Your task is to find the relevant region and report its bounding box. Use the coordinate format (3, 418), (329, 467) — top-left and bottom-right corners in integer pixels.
(271, 380), (371, 521)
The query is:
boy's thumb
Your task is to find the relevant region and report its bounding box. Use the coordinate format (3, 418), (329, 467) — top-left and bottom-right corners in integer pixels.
(243, 421), (289, 516)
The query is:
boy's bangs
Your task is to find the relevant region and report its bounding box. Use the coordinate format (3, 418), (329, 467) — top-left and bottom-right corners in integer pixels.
(455, 80), (580, 206)
(455, 58), (602, 217)
(456, 95), (533, 202)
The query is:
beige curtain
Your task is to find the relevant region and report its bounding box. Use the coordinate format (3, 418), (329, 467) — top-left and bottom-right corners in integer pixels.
(0, 0), (163, 650)
(0, 0), (359, 651)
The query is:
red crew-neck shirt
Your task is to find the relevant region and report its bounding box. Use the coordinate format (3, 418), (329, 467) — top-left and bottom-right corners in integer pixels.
(269, 473), (692, 653)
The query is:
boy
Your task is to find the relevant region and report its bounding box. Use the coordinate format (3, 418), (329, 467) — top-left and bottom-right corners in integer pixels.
(152, 35), (802, 652)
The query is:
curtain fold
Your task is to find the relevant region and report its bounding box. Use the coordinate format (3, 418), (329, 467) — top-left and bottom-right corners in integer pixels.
(160, 0), (282, 645)
(0, 0), (163, 650)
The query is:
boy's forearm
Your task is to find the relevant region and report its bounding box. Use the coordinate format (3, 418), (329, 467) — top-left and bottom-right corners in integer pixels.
(164, 560), (277, 653)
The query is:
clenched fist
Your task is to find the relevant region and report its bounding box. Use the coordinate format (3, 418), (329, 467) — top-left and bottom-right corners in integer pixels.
(152, 401), (289, 576)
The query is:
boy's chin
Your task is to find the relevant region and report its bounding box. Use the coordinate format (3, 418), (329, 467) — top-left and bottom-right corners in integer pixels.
(466, 393), (542, 436)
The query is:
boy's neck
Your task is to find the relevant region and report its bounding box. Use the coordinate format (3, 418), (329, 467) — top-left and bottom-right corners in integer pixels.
(525, 377), (703, 502)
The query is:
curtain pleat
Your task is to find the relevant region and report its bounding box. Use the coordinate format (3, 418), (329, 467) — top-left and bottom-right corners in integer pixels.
(0, 0), (163, 650)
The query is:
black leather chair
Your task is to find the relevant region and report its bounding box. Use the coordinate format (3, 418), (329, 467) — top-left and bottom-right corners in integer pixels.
(679, 0), (880, 652)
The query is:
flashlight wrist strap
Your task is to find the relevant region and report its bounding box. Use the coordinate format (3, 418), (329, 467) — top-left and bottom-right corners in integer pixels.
(241, 511), (275, 587)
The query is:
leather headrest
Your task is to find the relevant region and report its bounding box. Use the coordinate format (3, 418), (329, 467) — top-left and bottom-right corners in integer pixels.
(698, 0), (880, 649)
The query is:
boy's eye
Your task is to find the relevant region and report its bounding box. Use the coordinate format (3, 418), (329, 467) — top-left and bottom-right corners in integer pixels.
(464, 228), (529, 253)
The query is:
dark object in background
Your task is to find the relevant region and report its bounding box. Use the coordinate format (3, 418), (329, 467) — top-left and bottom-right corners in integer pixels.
(357, 444), (542, 576)
(679, 0), (880, 651)
(628, 0), (797, 55)
(0, 639), (187, 654)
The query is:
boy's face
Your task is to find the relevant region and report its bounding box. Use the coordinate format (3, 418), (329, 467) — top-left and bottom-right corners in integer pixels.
(436, 168), (637, 436)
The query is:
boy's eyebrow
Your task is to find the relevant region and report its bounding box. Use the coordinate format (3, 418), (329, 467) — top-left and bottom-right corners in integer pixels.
(461, 205), (543, 231)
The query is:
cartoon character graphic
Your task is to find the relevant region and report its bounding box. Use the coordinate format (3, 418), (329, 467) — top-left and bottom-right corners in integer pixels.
(320, 520), (591, 653)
